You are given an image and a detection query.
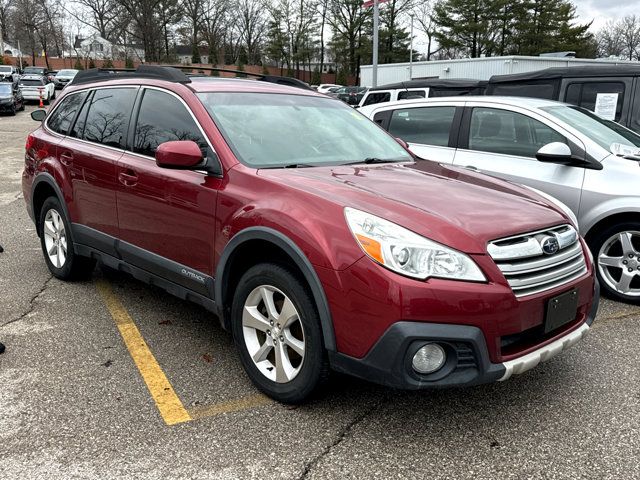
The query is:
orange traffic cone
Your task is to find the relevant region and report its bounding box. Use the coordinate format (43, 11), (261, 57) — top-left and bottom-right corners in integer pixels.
(38, 89), (44, 108)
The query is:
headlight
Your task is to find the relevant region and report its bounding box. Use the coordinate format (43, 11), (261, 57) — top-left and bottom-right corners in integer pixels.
(344, 207), (486, 282)
(525, 186), (579, 229)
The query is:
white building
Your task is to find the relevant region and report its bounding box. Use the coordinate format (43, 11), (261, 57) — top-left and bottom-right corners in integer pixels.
(360, 55), (640, 86)
(174, 46), (210, 65)
(72, 34), (145, 62)
(1, 40), (22, 57)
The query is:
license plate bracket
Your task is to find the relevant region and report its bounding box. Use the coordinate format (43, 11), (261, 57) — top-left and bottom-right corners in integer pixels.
(544, 288), (579, 334)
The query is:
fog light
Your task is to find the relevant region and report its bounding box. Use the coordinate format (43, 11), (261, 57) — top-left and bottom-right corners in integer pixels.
(412, 343), (446, 374)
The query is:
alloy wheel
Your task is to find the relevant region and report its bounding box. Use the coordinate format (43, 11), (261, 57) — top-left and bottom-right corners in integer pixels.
(242, 285), (306, 383)
(598, 230), (640, 297)
(43, 209), (67, 268)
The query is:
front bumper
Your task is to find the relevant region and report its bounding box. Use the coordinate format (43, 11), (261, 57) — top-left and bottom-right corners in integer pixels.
(329, 280), (599, 390)
(0, 100), (15, 111)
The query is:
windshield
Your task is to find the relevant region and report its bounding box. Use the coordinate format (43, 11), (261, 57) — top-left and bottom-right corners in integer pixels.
(0, 66), (11, 73)
(198, 92), (411, 168)
(542, 105), (640, 150)
(57, 70), (77, 76)
(24, 67), (44, 74)
(0, 84), (12, 94)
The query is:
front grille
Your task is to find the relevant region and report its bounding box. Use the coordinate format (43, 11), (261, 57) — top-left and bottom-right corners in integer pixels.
(488, 225), (587, 297)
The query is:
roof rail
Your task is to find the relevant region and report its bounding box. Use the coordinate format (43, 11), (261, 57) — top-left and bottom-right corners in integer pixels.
(70, 64), (313, 91)
(71, 65), (191, 86)
(177, 65), (313, 90)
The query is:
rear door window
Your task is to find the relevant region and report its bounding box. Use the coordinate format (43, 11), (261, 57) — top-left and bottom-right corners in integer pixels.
(388, 106), (456, 147)
(47, 92), (88, 135)
(362, 91), (391, 106)
(563, 82), (625, 121)
(133, 88), (212, 159)
(468, 107), (566, 158)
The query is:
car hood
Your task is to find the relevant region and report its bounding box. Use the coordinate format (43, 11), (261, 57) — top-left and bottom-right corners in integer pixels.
(259, 160), (569, 254)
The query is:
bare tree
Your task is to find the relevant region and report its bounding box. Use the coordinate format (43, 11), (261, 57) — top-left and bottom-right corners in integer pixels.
(201, 0), (228, 64)
(619, 15), (640, 60)
(69, 0), (123, 40)
(115, 0), (163, 61)
(234, 0), (267, 64)
(596, 20), (625, 58)
(328, 0), (370, 76)
(412, 0), (439, 60)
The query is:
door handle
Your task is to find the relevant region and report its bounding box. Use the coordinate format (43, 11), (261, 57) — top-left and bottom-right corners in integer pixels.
(118, 170), (138, 186)
(464, 165), (479, 171)
(59, 151), (73, 166)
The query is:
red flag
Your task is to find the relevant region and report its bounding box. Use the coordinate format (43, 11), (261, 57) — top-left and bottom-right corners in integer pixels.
(362, 0), (388, 7)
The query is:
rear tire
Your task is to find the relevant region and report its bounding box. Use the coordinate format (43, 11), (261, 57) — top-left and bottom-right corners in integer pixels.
(230, 263), (329, 403)
(590, 222), (640, 304)
(38, 197), (95, 280)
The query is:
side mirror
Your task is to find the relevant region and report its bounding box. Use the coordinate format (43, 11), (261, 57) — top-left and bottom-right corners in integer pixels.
(535, 142), (573, 164)
(31, 110), (47, 122)
(155, 140), (203, 169)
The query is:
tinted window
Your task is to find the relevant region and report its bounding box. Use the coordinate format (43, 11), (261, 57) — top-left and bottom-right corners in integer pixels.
(70, 91), (92, 139)
(134, 89), (210, 158)
(397, 90), (426, 100)
(83, 88), (136, 148)
(363, 92), (391, 106)
(388, 106), (456, 147)
(47, 92), (88, 135)
(565, 82), (625, 121)
(20, 79), (44, 86)
(468, 107), (566, 158)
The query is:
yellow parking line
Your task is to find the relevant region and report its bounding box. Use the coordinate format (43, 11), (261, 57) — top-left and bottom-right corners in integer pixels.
(188, 394), (273, 420)
(96, 280), (192, 426)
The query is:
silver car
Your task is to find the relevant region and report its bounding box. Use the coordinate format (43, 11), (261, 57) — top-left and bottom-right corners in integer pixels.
(361, 96), (640, 304)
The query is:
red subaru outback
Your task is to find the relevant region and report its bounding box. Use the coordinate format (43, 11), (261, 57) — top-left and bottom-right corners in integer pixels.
(23, 66), (599, 402)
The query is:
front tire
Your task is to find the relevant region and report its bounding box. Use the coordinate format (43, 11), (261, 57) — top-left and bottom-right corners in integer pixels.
(38, 197), (95, 280)
(591, 222), (640, 304)
(231, 263), (329, 403)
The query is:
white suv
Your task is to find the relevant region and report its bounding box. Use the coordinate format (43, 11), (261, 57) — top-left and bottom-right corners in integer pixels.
(361, 96), (640, 304)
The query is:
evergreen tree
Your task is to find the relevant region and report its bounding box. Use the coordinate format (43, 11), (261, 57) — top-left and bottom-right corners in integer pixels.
(74, 58), (84, 70)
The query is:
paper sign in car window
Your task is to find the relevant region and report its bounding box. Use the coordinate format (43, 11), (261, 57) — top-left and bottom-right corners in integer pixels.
(594, 93), (618, 121)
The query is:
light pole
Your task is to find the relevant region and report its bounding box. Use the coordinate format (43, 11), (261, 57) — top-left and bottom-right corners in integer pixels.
(409, 14), (414, 80)
(372, 0), (379, 87)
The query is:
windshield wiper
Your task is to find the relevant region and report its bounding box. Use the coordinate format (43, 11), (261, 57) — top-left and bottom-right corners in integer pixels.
(283, 163), (313, 168)
(341, 157), (407, 166)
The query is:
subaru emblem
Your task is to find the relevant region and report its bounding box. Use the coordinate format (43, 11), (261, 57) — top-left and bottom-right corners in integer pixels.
(541, 236), (560, 255)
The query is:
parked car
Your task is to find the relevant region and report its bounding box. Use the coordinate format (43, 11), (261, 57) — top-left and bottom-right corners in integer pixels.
(23, 66), (598, 402)
(19, 75), (56, 104)
(53, 69), (79, 89)
(0, 81), (24, 115)
(486, 65), (640, 134)
(361, 95), (640, 304)
(335, 86), (368, 106)
(22, 66), (51, 80)
(316, 83), (342, 93)
(358, 79), (486, 109)
(0, 65), (20, 83)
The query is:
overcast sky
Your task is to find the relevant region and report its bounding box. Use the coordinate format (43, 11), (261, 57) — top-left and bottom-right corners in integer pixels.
(575, 0), (639, 30)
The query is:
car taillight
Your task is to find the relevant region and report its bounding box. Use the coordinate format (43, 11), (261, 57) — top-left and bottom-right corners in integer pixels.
(25, 134), (36, 151)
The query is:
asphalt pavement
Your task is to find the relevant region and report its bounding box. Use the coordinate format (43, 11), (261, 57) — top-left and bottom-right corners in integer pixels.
(1, 104), (639, 479)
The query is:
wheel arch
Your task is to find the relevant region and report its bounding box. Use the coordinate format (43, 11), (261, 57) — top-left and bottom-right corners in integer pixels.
(584, 210), (640, 245)
(215, 227), (336, 352)
(31, 173), (72, 240)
